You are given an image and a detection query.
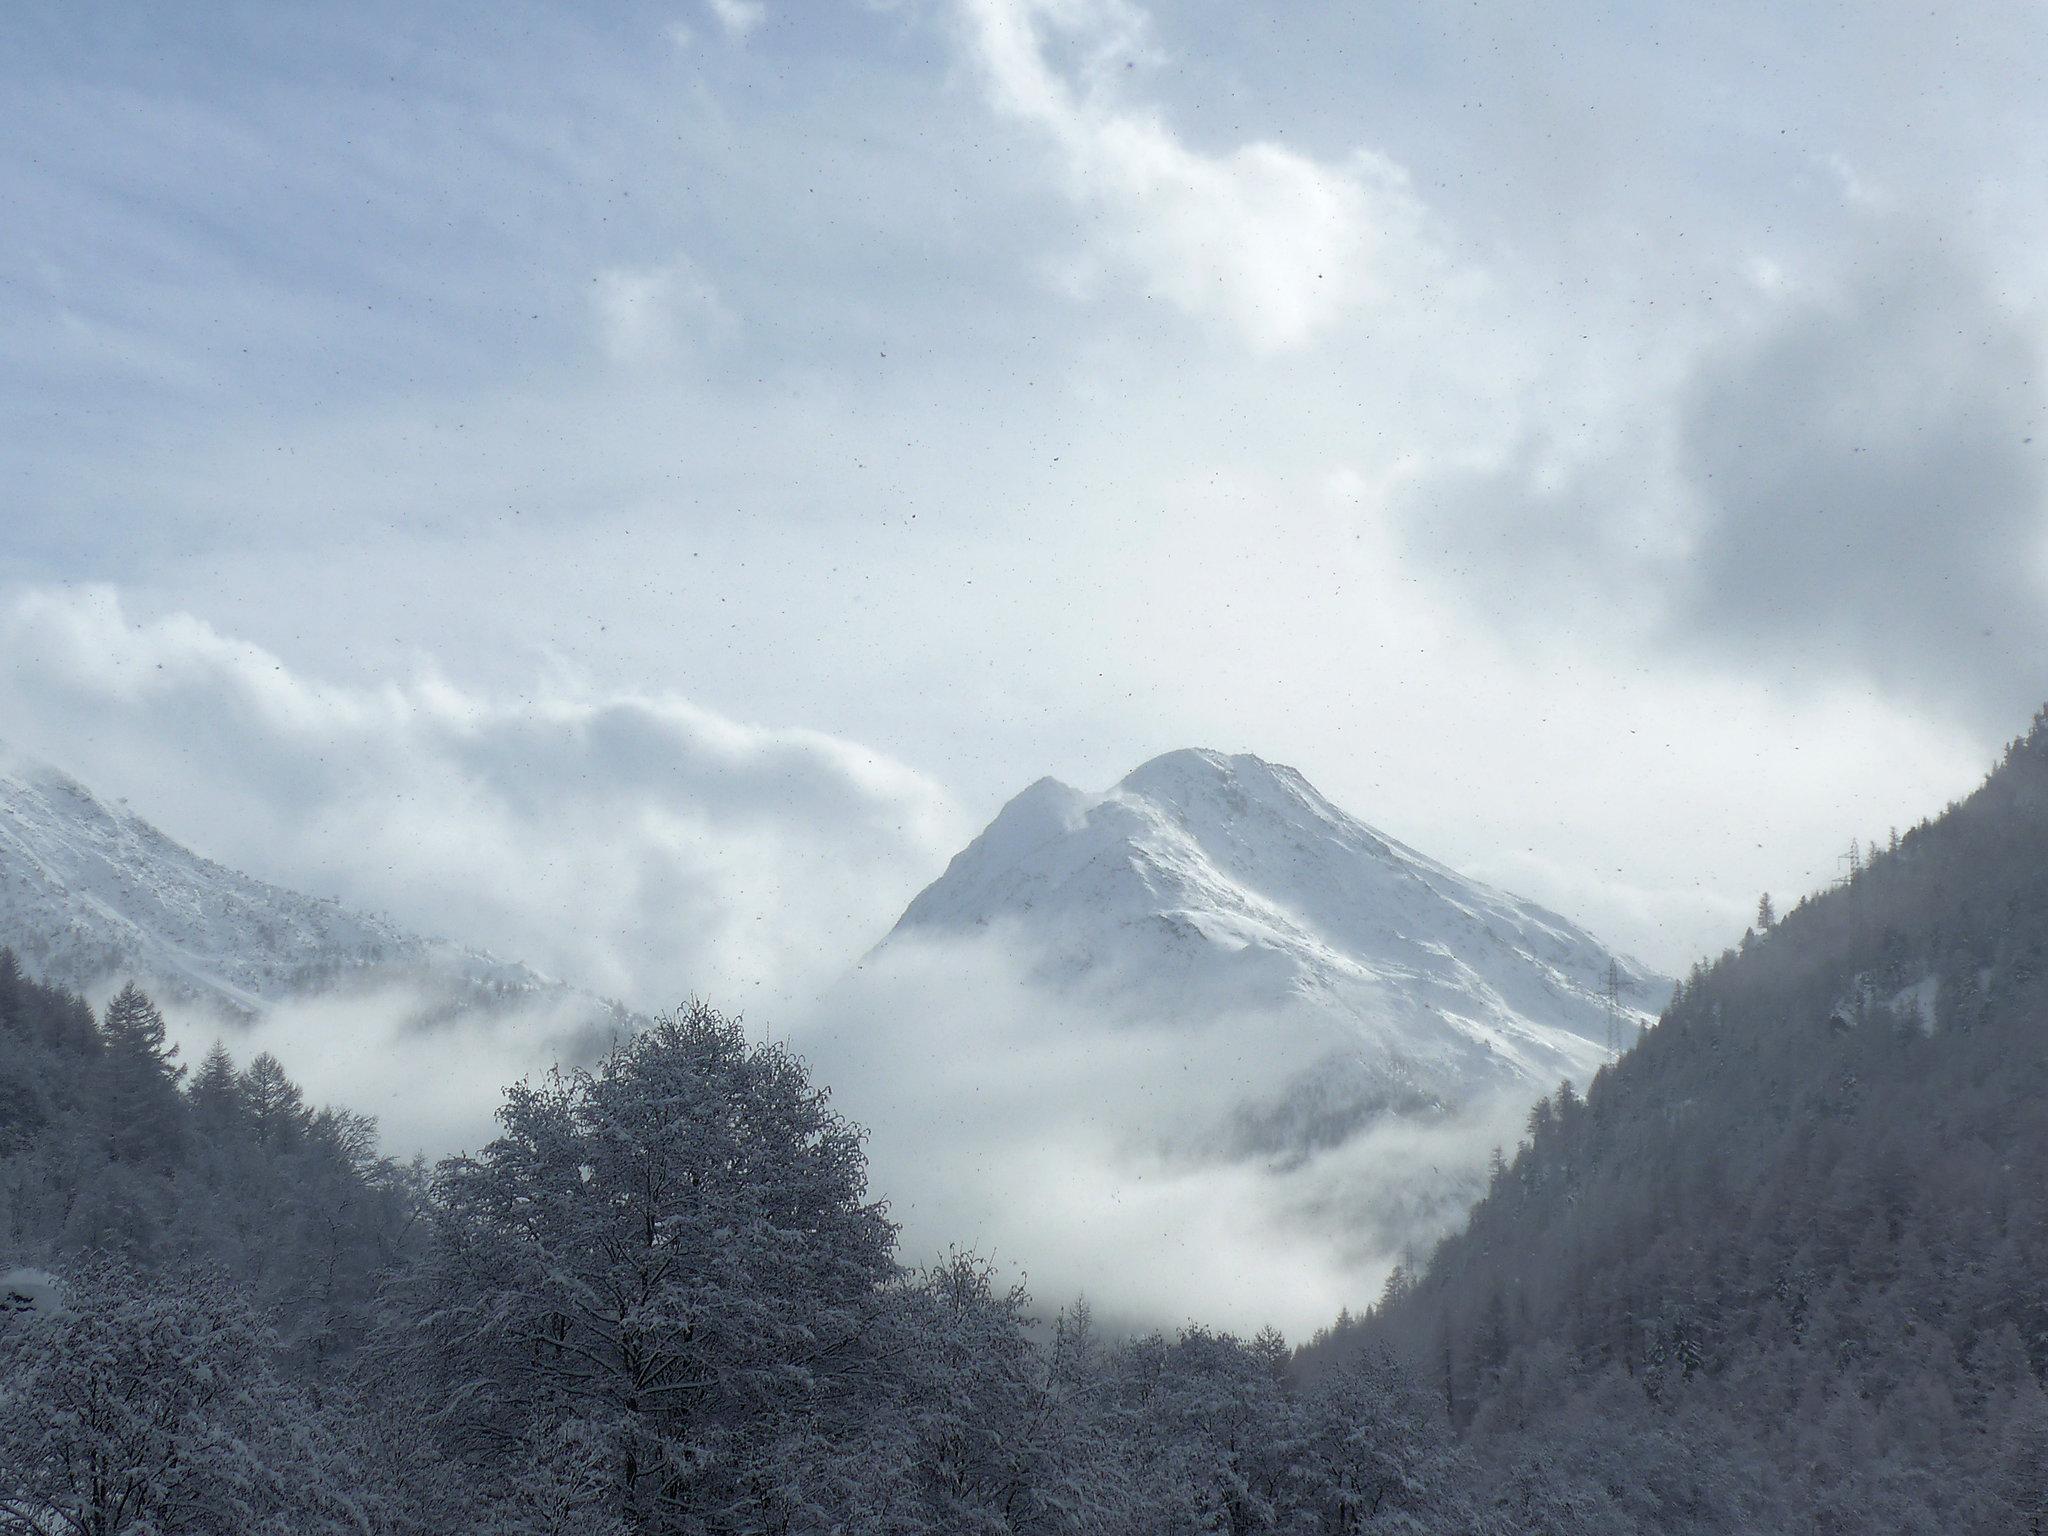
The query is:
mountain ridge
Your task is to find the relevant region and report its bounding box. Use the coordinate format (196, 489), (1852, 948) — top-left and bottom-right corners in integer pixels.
(0, 746), (629, 1034)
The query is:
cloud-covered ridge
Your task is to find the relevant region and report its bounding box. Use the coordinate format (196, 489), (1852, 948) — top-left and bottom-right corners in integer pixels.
(0, 586), (960, 1012)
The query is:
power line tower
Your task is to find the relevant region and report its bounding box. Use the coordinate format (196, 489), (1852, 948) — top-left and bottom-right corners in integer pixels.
(1604, 957), (1624, 1058)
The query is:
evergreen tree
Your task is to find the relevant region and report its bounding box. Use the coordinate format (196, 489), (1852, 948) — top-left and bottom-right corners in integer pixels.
(240, 1052), (307, 1149)
(97, 982), (184, 1168)
(0, 948), (23, 1032)
(185, 1041), (247, 1142)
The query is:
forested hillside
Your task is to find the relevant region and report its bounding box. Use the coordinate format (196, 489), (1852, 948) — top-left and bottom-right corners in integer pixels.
(0, 962), (418, 1366)
(1313, 710), (2048, 1532)
(0, 960), (1489, 1534)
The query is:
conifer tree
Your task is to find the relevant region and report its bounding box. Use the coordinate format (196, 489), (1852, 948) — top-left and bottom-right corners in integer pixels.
(0, 948), (23, 1033)
(98, 982), (184, 1167)
(185, 1041), (247, 1141)
(240, 1052), (307, 1149)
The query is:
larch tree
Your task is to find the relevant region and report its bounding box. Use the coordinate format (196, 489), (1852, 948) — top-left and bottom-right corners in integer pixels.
(96, 983), (183, 1169)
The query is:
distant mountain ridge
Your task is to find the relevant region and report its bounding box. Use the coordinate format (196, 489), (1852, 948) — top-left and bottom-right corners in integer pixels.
(883, 748), (1665, 1126)
(0, 749), (628, 1032)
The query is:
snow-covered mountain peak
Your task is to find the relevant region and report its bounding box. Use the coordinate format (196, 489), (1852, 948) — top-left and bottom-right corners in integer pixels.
(1115, 747), (1326, 818)
(817, 751), (1676, 1323)
(884, 748), (1666, 1111)
(977, 774), (1094, 850)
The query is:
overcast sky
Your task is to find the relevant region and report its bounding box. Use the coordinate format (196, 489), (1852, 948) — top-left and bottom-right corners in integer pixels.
(7, 0), (2046, 1008)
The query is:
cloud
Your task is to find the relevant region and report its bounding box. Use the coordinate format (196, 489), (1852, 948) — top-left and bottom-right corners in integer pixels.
(956, 0), (1434, 352)
(1815, 152), (1888, 212)
(705, 0), (766, 42)
(154, 983), (616, 1159)
(592, 255), (736, 365)
(1667, 242), (2048, 711)
(1395, 231), (2048, 726)
(0, 586), (960, 1013)
(796, 929), (1534, 1336)
(169, 919), (1524, 1311)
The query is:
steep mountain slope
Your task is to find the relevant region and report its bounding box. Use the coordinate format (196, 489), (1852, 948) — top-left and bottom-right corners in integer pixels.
(0, 750), (626, 1031)
(1314, 712), (2048, 1532)
(883, 748), (1664, 1122)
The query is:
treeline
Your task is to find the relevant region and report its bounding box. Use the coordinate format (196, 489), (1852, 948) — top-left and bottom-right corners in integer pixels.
(0, 969), (1487, 1534)
(1306, 709), (2048, 1533)
(0, 964), (417, 1368)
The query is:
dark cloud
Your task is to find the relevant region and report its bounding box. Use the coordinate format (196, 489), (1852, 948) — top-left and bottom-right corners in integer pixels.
(1669, 245), (2048, 718)
(1399, 237), (2048, 727)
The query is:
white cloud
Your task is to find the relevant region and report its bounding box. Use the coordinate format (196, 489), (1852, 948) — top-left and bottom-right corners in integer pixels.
(158, 984), (605, 1158)
(1817, 151), (1888, 210)
(797, 930), (1527, 1334)
(705, 0), (766, 42)
(0, 586), (959, 1013)
(957, 0), (1435, 352)
(593, 255), (736, 365)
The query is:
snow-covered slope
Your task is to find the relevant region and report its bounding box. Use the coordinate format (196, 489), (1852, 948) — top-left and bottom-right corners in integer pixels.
(0, 750), (626, 1031)
(882, 748), (1665, 1127)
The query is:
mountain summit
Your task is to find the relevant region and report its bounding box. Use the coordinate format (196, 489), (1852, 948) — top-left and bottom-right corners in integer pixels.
(884, 748), (1664, 1123)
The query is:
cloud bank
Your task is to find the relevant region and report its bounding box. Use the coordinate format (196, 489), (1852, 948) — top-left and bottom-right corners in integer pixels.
(1669, 241), (2048, 707)
(0, 586), (959, 1013)
(152, 983), (613, 1161)
(797, 929), (1533, 1337)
